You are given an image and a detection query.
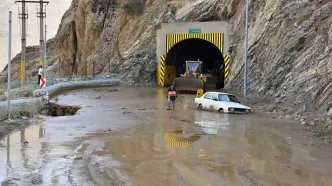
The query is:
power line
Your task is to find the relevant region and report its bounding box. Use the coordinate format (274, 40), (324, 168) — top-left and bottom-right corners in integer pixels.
(0, 31), (9, 37)
(1, 0), (10, 9)
(36, 5), (39, 36)
(27, 34), (38, 39)
(27, 5), (28, 39)
(44, 4), (46, 27)
(1, 0), (18, 16)
(17, 6), (22, 38)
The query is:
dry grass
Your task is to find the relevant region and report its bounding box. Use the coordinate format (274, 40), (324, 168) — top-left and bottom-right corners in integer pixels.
(0, 87), (35, 101)
(0, 102), (40, 121)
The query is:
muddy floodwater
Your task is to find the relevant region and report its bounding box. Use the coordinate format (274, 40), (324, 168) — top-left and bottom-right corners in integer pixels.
(1, 86), (332, 186)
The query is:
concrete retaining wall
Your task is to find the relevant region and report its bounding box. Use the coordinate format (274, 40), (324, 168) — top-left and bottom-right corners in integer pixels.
(0, 79), (123, 120)
(33, 79), (123, 98)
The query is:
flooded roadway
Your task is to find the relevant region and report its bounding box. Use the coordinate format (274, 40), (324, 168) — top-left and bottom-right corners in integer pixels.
(1, 86), (332, 186)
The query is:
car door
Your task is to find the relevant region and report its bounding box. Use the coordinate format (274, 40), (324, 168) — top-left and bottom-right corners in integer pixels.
(202, 93), (212, 109)
(210, 93), (220, 111)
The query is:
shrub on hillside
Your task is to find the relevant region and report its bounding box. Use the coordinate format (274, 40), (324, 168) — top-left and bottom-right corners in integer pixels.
(122, 0), (145, 15)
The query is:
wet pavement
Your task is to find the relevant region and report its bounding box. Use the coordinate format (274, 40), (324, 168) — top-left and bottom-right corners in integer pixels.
(1, 86), (332, 186)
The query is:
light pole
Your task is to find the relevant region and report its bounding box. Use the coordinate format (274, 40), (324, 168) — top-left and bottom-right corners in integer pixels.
(244, 0), (249, 97)
(44, 24), (47, 79)
(7, 11), (12, 119)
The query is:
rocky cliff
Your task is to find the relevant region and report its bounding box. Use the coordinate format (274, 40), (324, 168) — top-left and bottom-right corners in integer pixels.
(1, 0), (331, 116)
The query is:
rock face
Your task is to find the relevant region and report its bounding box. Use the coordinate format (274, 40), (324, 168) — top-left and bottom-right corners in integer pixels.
(0, 0), (331, 116)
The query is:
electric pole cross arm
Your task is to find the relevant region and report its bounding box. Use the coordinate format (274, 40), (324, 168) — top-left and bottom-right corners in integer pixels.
(15, 1), (49, 3)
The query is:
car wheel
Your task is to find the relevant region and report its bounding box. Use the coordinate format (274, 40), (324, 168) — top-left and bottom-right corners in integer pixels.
(218, 108), (224, 113)
(198, 104), (203, 110)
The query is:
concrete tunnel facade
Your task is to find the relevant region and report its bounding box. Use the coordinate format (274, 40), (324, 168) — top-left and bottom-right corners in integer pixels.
(156, 21), (230, 87)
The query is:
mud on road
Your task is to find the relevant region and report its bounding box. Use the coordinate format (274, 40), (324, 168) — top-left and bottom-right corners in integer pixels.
(1, 86), (332, 186)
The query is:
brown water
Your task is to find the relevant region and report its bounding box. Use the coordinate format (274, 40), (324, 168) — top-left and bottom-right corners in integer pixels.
(1, 86), (332, 186)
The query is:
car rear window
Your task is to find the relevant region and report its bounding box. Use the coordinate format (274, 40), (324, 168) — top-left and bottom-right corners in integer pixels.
(212, 93), (218, 100)
(204, 93), (212, 99)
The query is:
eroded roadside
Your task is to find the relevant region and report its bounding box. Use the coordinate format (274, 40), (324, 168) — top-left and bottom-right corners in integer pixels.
(2, 87), (332, 186)
(0, 78), (122, 146)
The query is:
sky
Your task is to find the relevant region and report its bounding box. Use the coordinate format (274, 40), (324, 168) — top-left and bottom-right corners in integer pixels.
(0, 0), (72, 72)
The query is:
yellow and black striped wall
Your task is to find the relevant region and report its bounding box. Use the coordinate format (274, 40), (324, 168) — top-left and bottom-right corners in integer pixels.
(224, 55), (230, 82)
(157, 32), (230, 86)
(157, 55), (176, 86)
(166, 33), (224, 53)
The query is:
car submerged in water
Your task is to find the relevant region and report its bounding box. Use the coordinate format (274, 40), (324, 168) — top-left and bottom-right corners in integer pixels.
(194, 92), (251, 114)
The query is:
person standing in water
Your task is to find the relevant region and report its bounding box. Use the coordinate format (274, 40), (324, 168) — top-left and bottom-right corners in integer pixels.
(167, 84), (177, 110)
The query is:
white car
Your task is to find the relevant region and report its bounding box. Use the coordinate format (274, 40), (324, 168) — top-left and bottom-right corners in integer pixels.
(194, 92), (251, 113)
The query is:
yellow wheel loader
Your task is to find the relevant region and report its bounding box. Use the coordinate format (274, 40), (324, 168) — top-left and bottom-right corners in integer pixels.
(173, 60), (221, 93)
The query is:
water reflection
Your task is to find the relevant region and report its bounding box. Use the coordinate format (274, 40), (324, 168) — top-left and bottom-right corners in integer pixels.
(20, 128), (28, 169)
(193, 110), (233, 135)
(163, 131), (201, 148)
(6, 135), (10, 176)
(0, 124), (46, 183)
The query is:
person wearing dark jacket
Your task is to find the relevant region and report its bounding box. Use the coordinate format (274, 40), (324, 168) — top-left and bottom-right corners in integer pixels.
(167, 85), (177, 110)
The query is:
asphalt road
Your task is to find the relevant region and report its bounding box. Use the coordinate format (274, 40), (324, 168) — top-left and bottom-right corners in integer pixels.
(1, 86), (332, 186)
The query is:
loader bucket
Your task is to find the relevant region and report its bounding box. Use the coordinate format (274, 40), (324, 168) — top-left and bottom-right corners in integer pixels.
(173, 78), (205, 92)
(204, 76), (219, 91)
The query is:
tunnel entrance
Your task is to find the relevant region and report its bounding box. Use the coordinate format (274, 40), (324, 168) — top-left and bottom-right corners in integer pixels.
(165, 38), (225, 89)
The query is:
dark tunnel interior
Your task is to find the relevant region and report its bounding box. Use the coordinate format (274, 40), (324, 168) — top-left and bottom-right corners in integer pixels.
(165, 38), (224, 77)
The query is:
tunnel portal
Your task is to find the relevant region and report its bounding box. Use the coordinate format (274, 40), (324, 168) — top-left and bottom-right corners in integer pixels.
(165, 38), (224, 78)
(156, 22), (230, 88)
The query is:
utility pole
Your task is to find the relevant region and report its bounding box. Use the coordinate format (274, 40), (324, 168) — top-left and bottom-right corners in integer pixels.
(38, 0), (46, 78)
(15, 0), (27, 87)
(16, 0), (49, 81)
(244, 0), (249, 97)
(7, 11), (12, 119)
(44, 24), (47, 79)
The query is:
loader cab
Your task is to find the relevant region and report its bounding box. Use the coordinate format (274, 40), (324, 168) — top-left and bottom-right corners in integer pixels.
(182, 60), (203, 78)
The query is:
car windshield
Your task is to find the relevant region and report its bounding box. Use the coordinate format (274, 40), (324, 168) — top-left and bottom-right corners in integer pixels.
(218, 94), (239, 103)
